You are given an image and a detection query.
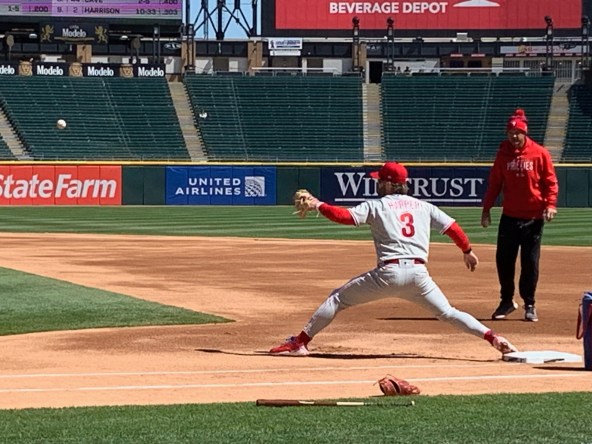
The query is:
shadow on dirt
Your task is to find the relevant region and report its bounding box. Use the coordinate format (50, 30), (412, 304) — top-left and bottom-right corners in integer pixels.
(196, 348), (495, 362)
(532, 365), (588, 371)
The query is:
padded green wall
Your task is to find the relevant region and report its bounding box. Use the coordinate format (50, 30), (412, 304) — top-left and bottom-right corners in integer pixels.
(119, 165), (591, 208)
(562, 167), (590, 207)
(122, 166), (166, 205)
(276, 166), (321, 205)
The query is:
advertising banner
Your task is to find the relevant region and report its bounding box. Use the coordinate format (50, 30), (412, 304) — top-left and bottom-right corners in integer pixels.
(268, 38), (303, 56)
(0, 165), (122, 205)
(320, 166), (490, 206)
(39, 22), (109, 45)
(0, 63), (17, 75)
(0, 62), (165, 77)
(83, 63), (120, 77)
(133, 64), (166, 78)
(165, 166), (276, 205)
(31, 62), (69, 76)
(501, 44), (585, 57)
(267, 0), (582, 34)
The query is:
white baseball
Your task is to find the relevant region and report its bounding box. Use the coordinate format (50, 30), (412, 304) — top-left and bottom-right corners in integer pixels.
(56, 119), (67, 129)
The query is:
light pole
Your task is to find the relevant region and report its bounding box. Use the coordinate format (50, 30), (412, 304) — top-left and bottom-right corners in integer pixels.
(152, 24), (160, 65)
(545, 15), (554, 73)
(582, 16), (590, 71)
(352, 16), (360, 72)
(386, 17), (395, 72)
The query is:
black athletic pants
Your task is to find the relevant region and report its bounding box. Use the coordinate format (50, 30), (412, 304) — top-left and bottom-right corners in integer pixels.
(496, 214), (544, 307)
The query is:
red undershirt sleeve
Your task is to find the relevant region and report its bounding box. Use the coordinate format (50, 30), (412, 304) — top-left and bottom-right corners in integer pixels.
(318, 203), (356, 225)
(443, 221), (472, 253)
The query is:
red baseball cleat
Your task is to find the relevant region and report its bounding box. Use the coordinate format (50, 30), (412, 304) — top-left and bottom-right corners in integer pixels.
(269, 336), (310, 356)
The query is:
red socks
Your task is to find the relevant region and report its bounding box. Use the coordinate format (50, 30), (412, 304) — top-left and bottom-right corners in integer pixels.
(297, 331), (312, 345)
(484, 329), (496, 345)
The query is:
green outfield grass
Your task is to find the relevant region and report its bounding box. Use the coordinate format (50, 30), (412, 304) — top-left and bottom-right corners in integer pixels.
(0, 206), (590, 246)
(0, 392), (589, 444)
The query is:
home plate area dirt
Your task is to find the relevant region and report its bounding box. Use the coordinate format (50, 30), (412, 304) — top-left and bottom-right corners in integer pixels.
(0, 233), (590, 409)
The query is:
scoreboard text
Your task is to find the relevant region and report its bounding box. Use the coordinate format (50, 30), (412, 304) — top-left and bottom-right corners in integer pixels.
(0, 0), (182, 21)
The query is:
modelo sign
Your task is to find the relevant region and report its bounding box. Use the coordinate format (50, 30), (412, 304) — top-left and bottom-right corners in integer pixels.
(265, 0), (583, 36)
(0, 165), (122, 205)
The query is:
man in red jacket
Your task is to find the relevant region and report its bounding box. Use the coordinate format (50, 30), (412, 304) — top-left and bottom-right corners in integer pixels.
(481, 109), (558, 322)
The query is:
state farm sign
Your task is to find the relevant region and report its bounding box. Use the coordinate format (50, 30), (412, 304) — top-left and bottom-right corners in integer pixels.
(267, 0), (583, 34)
(0, 166), (121, 205)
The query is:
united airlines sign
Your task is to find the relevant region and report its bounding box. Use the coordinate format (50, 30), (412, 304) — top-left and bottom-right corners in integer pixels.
(165, 166), (276, 205)
(321, 167), (490, 206)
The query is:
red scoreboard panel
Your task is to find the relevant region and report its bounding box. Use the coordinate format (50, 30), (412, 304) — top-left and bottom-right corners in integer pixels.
(262, 0), (588, 38)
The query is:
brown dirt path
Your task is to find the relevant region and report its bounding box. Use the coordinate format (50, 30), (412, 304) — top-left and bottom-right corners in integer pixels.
(0, 233), (590, 409)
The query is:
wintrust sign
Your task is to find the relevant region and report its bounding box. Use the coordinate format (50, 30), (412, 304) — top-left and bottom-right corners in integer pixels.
(410, 176), (484, 203)
(321, 167), (490, 206)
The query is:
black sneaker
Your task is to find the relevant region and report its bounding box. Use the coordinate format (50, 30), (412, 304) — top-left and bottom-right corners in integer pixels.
(524, 305), (538, 322)
(491, 301), (518, 320)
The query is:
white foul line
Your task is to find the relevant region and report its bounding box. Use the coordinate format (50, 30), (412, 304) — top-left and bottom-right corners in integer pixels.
(0, 363), (502, 379)
(0, 373), (584, 394)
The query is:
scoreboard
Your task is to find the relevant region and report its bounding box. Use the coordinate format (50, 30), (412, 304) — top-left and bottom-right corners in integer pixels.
(0, 0), (182, 21)
(262, 0), (588, 38)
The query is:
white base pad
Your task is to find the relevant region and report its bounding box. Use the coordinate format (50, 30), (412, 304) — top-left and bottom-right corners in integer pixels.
(502, 350), (582, 364)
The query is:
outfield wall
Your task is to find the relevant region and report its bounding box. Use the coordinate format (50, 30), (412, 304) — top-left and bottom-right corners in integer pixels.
(0, 164), (590, 207)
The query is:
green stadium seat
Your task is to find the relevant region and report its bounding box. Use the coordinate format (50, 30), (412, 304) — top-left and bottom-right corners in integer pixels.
(381, 74), (554, 162)
(184, 73), (364, 162)
(563, 84), (592, 162)
(0, 76), (189, 161)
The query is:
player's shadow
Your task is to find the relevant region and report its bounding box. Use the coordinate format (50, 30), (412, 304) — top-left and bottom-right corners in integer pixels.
(196, 348), (494, 362)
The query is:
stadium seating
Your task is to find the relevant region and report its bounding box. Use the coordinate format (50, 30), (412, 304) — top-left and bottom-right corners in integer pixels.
(184, 74), (364, 162)
(563, 84), (592, 162)
(381, 74), (555, 162)
(0, 76), (189, 161)
(0, 73), (562, 164)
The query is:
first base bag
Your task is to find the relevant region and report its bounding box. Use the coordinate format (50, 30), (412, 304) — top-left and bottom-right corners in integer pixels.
(576, 292), (592, 370)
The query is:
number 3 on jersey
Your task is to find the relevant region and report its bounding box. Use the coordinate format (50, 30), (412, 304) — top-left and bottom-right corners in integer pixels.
(399, 212), (415, 237)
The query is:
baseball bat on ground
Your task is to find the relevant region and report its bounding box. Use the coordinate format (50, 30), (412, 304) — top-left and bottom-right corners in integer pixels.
(255, 399), (415, 407)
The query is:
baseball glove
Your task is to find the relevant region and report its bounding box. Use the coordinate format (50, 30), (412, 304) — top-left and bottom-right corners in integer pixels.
(376, 374), (420, 396)
(293, 189), (320, 218)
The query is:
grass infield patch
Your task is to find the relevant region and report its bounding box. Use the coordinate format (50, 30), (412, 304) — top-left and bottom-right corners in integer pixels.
(0, 392), (589, 443)
(0, 267), (230, 336)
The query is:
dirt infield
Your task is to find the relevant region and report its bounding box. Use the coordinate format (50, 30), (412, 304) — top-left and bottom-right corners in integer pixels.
(0, 233), (590, 409)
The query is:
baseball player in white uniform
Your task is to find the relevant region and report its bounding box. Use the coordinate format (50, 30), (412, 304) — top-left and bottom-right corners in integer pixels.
(270, 161), (518, 357)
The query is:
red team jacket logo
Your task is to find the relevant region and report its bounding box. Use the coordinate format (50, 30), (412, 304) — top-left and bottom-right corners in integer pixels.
(506, 159), (534, 172)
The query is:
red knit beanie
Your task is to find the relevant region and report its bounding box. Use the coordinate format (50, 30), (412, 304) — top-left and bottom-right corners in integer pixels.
(506, 108), (528, 133)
